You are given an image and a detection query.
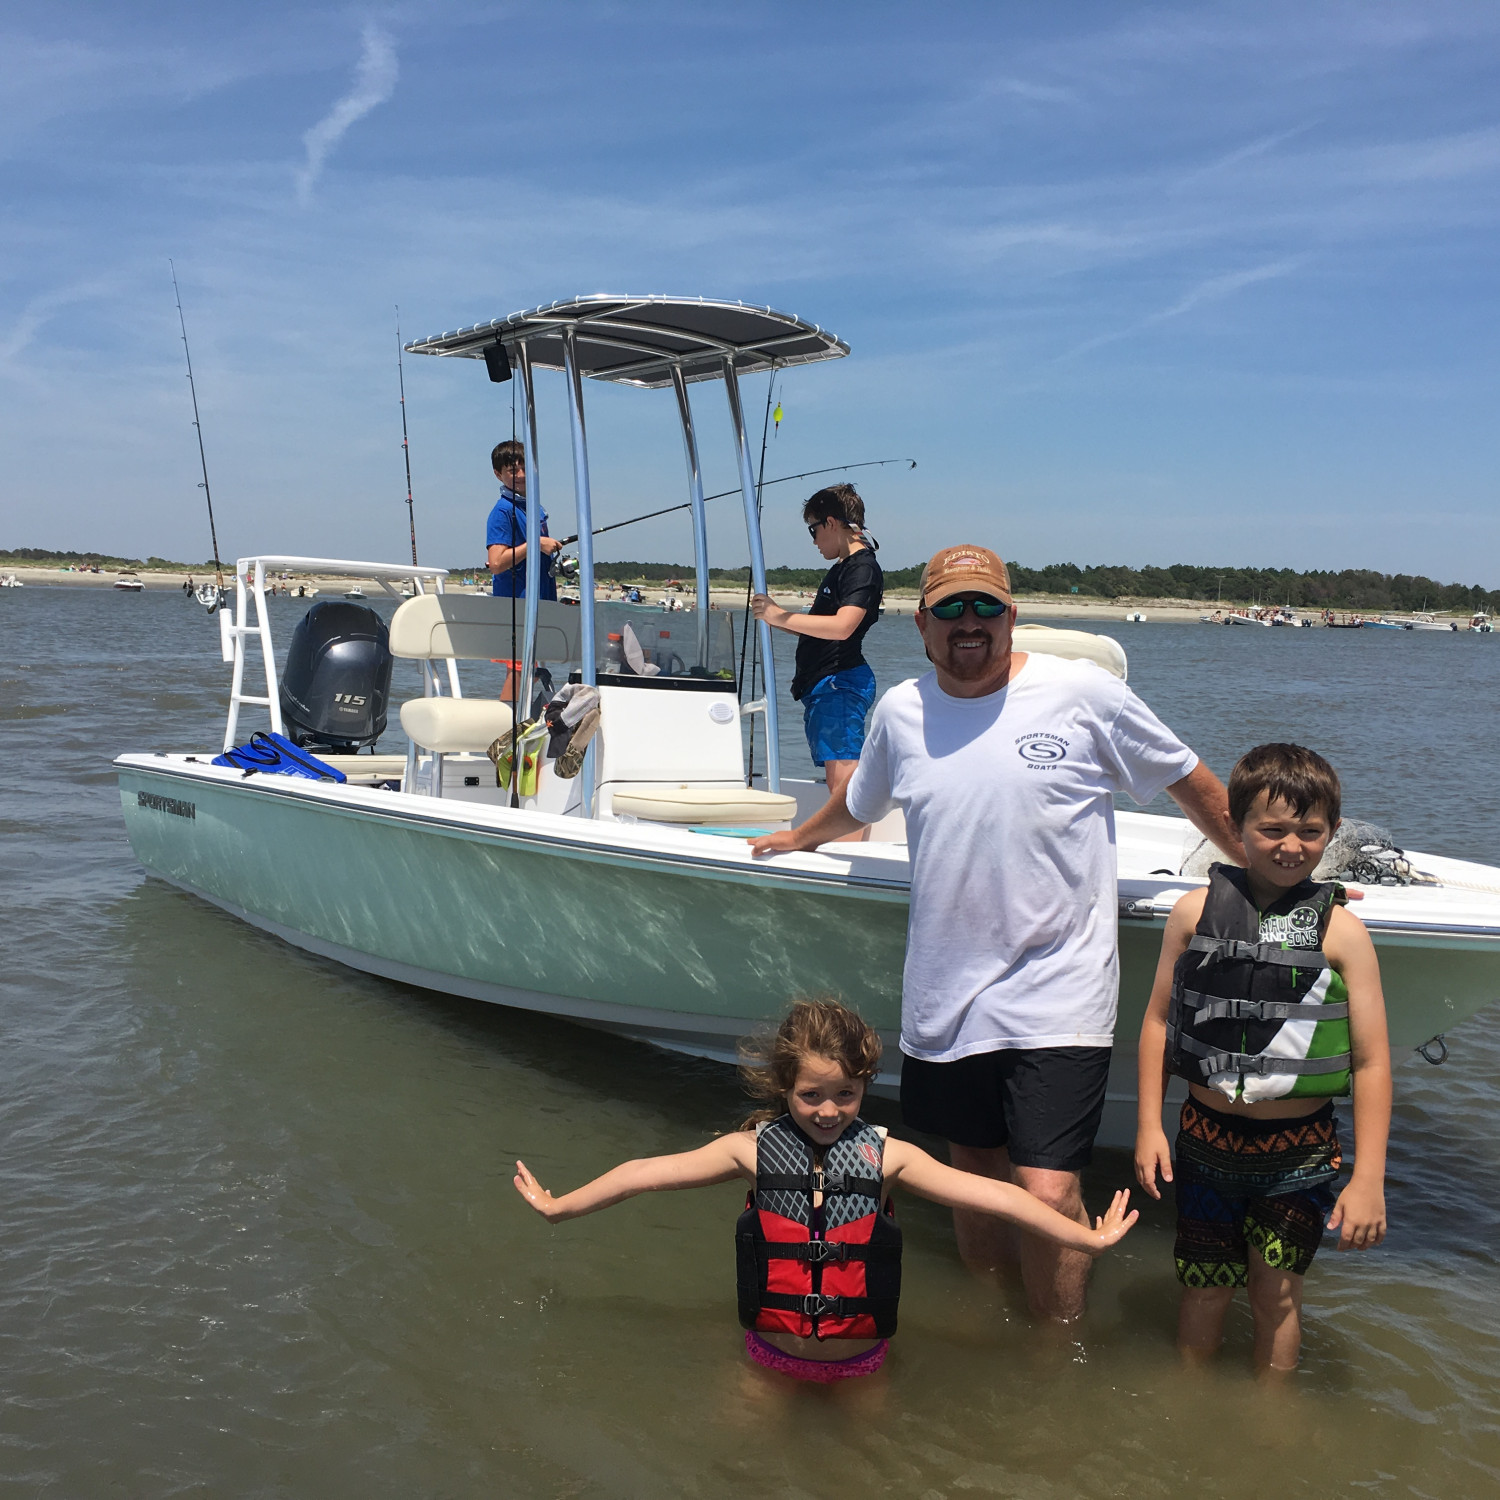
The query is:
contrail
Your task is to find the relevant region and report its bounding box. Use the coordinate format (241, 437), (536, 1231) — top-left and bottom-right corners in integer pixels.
(296, 24), (398, 205)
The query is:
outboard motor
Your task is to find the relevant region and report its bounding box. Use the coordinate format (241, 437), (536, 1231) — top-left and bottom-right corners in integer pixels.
(279, 601), (393, 752)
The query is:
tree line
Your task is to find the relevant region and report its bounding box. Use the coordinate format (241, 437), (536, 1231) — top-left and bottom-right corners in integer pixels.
(581, 558), (1499, 613)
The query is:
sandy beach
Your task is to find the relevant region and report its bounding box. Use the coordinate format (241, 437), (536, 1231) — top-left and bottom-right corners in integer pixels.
(3, 567), (1467, 627)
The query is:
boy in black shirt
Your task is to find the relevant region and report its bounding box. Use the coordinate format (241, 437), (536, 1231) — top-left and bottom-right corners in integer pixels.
(752, 484), (884, 810)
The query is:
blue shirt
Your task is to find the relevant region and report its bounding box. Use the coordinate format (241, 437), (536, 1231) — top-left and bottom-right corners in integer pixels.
(486, 486), (557, 600)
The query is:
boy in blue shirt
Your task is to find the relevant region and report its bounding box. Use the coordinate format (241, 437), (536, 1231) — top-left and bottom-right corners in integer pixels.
(486, 439), (560, 599)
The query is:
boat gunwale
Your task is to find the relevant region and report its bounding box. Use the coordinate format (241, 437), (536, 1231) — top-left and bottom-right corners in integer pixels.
(114, 755), (912, 900)
(116, 756), (1500, 941)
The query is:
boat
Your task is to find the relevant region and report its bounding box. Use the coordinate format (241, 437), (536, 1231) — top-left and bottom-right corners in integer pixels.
(1468, 612), (1494, 634)
(1409, 613), (1458, 633)
(113, 572), (144, 592)
(344, 586), (367, 600)
(1362, 616), (1404, 630)
(1270, 606), (1308, 627)
(0, 573), (22, 588)
(1198, 611), (1222, 624)
(1123, 610), (1147, 623)
(1226, 609), (1271, 627)
(114, 295), (1500, 1147)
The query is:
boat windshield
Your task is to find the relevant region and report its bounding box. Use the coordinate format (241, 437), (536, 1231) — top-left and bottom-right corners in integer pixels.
(584, 602), (736, 687)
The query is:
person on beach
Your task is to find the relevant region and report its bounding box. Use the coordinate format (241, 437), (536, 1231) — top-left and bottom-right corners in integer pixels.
(751, 484), (883, 807)
(1134, 743), (1391, 1376)
(513, 998), (1138, 1383)
(751, 544), (1240, 1323)
(487, 439), (561, 601)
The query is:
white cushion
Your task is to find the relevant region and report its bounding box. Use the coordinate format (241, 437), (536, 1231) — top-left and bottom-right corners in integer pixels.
(1011, 624), (1127, 680)
(389, 593), (580, 662)
(400, 697), (513, 754)
(609, 784), (798, 825)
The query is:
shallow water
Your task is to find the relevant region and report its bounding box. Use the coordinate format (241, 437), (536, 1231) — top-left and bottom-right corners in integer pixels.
(2, 586), (1498, 1497)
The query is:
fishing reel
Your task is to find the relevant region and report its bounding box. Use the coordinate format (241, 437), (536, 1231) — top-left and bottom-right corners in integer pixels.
(548, 553), (580, 582)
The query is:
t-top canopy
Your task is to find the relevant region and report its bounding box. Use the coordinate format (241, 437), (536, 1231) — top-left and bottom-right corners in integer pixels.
(404, 295), (848, 388)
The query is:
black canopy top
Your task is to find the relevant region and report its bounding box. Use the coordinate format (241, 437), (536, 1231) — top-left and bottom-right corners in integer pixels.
(405, 295), (848, 388)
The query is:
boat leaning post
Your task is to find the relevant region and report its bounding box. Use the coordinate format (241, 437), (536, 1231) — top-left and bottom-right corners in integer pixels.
(515, 338), (543, 747)
(562, 328), (599, 809)
(669, 362), (712, 669)
(722, 356), (781, 792)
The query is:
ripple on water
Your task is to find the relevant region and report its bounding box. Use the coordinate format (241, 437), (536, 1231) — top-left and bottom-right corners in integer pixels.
(1, 587), (1498, 1494)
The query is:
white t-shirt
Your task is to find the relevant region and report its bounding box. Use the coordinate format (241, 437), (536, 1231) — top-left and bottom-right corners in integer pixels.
(845, 653), (1198, 1062)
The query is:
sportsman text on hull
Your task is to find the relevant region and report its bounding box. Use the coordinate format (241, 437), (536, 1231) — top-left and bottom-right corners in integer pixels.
(736, 1116), (901, 1341)
(1167, 863), (1353, 1103)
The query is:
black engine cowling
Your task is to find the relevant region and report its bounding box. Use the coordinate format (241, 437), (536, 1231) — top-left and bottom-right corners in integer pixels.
(279, 601), (392, 752)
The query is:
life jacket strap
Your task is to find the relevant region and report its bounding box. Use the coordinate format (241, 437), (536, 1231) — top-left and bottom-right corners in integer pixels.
(756, 1291), (889, 1321)
(1177, 990), (1350, 1025)
(1187, 934), (1328, 968)
(755, 1171), (882, 1198)
(1166, 1026), (1351, 1078)
(758, 1240), (903, 1264)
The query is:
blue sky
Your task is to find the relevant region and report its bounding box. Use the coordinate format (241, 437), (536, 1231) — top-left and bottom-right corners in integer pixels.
(4, 2), (1499, 583)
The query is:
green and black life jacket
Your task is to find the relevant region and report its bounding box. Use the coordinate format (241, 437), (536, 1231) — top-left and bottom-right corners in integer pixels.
(736, 1115), (901, 1341)
(1167, 863), (1352, 1103)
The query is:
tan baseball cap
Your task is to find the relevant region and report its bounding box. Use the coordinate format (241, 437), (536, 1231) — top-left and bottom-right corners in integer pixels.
(918, 544), (1013, 608)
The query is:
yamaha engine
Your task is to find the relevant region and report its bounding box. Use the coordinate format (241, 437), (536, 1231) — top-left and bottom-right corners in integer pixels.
(279, 601), (393, 752)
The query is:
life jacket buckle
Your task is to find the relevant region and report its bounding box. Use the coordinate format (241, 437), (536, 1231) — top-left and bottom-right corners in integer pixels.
(801, 1293), (842, 1319)
(802, 1240), (850, 1264)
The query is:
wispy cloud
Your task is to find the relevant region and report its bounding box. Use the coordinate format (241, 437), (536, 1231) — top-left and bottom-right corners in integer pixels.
(295, 23), (397, 205)
(1059, 259), (1302, 361)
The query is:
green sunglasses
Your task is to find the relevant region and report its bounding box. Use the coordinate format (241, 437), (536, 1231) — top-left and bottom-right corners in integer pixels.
(927, 595), (1009, 621)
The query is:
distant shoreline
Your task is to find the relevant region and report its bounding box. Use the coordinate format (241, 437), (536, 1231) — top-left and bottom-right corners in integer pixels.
(3, 565), (1473, 627)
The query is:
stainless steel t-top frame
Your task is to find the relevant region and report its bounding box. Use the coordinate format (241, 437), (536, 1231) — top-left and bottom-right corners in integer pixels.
(407, 296), (850, 798)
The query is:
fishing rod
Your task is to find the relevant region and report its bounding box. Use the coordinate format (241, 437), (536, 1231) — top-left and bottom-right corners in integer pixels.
(395, 306), (418, 565)
(170, 260), (225, 601)
(554, 457), (917, 546)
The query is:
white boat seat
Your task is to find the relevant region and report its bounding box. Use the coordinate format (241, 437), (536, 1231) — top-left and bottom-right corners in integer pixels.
(388, 592), (581, 663)
(1012, 624), (1128, 680)
(400, 698), (513, 755)
(609, 784), (797, 825)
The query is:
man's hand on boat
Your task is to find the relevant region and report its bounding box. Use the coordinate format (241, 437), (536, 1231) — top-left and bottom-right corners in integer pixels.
(750, 785), (866, 856)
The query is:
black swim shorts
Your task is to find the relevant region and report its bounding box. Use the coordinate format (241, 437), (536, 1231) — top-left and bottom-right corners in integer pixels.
(899, 1045), (1112, 1171)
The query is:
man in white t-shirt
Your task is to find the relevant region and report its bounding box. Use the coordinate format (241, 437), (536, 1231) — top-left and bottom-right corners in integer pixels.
(751, 543), (1239, 1321)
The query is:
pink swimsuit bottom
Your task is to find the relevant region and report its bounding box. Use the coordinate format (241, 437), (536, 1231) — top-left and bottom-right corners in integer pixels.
(745, 1330), (889, 1383)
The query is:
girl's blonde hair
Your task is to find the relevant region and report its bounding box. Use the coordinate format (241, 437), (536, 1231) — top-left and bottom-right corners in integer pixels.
(738, 997), (882, 1128)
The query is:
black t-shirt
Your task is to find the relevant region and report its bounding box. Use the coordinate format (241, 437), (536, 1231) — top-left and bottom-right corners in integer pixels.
(790, 548), (884, 700)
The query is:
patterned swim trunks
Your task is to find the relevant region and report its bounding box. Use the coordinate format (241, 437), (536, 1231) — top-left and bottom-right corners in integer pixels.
(1173, 1097), (1341, 1289)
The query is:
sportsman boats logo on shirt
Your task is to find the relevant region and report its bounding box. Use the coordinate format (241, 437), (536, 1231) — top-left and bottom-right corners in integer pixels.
(1016, 733), (1069, 767)
(1260, 906), (1322, 948)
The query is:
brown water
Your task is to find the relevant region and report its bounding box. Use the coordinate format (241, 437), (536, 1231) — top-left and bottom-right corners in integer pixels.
(2, 586), (1498, 1497)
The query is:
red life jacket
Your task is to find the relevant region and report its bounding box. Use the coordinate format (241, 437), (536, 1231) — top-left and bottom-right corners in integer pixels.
(735, 1115), (902, 1341)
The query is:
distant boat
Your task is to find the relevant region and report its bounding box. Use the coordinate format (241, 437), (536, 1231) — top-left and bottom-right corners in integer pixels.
(1408, 613), (1458, 633)
(113, 573), (144, 593)
(0, 573), (22, 588)
(1123, 610), (1147, 623)
(1362, 617), (1404, 630)
(1470, 612), (1494, 634)
(1226, 610), (1271, 627)
(344, 587), (366, 600)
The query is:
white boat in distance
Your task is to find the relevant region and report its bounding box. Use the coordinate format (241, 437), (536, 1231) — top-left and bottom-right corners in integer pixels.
(113, 572), (144, 592)
(116, 296), (1500, 1145)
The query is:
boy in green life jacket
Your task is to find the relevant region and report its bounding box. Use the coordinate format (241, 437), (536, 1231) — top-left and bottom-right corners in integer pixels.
(1135, 742), (1392, 1376)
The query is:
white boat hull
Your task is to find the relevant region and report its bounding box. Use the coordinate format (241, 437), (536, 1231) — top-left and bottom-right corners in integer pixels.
(117, 755), (1500, 1148)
